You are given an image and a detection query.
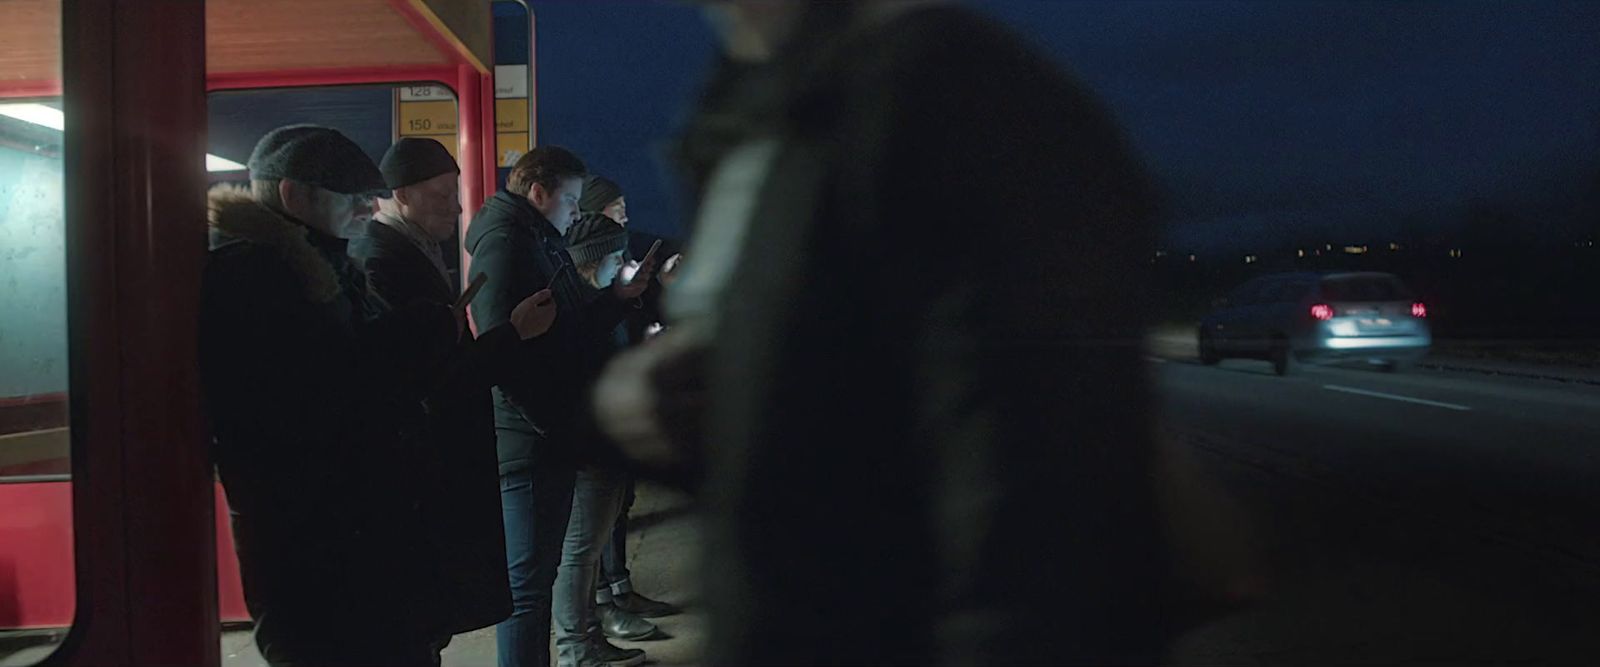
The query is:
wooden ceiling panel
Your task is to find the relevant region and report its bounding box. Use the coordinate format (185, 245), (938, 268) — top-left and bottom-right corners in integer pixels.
(207, 0), (450, 73)
(0, 0), (459, 96)
(0, 0), (62, 88)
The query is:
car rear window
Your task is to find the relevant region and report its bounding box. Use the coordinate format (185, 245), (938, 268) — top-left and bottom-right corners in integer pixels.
(1319, 275), (1414, 302)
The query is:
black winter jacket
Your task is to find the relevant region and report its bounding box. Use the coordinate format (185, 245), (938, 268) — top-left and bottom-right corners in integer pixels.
(199, 186), (456, 629)
(347, 216), (516, 634)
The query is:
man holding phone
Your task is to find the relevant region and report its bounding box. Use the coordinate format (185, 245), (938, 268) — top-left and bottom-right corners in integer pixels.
(463, 146), (660, 667)
(348, 137), (558, 646)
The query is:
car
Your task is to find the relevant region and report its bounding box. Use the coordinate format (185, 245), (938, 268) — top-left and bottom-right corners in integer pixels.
(1198, 271), (1432, 375)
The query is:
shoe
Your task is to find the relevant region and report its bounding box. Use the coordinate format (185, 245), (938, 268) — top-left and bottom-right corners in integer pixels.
(612, 591), (680, 618)
(577, 637), (646, 667)
(597, 602), (660, 641)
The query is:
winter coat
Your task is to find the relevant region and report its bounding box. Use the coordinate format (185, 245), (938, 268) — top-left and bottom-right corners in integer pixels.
(670, 6), (1173, 665)
(199, 185), (457, 632)
(347, 216), (516, 634)
(463, 190), (635, 473)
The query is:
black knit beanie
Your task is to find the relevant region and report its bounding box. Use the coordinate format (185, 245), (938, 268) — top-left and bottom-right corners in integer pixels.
(565, 213), (629, 265)
(579, 174), (624, 214)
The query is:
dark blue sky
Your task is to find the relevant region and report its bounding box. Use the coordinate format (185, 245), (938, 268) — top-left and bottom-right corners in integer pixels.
(532, 1), (1600, 251)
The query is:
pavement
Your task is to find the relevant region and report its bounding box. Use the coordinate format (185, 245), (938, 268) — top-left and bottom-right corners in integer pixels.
(219, 484), (705, 667)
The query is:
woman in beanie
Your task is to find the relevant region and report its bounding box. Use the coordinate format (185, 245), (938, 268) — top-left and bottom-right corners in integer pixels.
(550, 214), (667, 665)
(578, 180), (686, 624)
(582, 174), (683, 289)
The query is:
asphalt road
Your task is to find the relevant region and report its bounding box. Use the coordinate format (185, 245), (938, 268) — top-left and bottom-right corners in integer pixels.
(1159, 354), (1600, 665)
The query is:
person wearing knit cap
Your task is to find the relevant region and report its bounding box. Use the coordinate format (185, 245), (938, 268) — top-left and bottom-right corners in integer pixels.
(349, 137), (561, 645)
(580, 174), (628, 225)
(202, 126), (556, 667)
(578, 179), (687, 631)
(549, 213), (672, 654)
(565, 214), (632, 289)
(350, 137), (463, 304)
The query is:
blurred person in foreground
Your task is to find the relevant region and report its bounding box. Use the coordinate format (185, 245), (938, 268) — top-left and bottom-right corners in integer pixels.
(594, 2), (1258, 664)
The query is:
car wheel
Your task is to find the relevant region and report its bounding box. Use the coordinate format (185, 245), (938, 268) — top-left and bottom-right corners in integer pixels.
(1198, 330), (1221, 366)
(1270, 338), (1293, 376)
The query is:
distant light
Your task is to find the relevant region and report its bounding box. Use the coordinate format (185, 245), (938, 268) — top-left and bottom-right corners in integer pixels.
(1311, 304), (1334, 321)
(1449, 249), (1463, 258)
(1244, 254), (1258, 264)
(0, 103), (64, 130)
(1155, 250), (1168, 258)
(207, 154), (247, 172)
(1389, 242), (1400, 251)
(1188, 254), (1197, 262)
(2, 102), (247, 173)
(1325, 244), (1333, 251)
(1411, 302), (1428, 318)
(1343, 245), (1367, 255)
(1297, 249), (1306, 258)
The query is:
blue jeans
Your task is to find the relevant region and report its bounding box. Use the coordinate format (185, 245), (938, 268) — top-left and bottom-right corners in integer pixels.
(497, 463), (577, 667)
(596, 475), (636, 603)
(553, 466), (628, 666)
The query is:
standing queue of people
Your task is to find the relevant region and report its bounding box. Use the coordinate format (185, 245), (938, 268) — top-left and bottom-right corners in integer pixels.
(203, 128), (681, 667)
(200, 3), (1249, 667)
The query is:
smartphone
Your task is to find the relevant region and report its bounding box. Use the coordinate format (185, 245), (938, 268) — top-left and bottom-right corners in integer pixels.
(454, 272), (488, 313)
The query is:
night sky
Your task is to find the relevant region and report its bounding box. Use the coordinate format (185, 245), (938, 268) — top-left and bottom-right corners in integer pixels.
(532, 1), (1600, 252)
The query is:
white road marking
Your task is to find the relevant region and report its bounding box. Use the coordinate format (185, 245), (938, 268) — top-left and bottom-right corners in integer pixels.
(0, 426), (68, 442)
(1322, 384), (1473, 412)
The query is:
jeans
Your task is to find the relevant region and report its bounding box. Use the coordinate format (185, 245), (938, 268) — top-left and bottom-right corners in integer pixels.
(497, 463), (578, 667)
(552, 466), (628, 666)
(595, 476), (636, 604)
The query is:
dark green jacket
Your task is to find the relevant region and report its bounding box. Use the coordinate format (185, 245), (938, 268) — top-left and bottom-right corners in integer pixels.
(464, 190), (634, 473)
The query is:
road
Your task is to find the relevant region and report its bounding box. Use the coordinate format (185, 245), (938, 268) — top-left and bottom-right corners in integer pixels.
(1159, 353), (1600, 664)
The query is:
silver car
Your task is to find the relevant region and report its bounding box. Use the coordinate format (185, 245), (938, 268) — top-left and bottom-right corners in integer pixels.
(1199, 271), (1432, 375)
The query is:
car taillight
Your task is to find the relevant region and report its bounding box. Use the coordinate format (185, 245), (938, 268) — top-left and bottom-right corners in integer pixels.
(1311, 304), (1334, 321)
(1412, 302), (1427, 318)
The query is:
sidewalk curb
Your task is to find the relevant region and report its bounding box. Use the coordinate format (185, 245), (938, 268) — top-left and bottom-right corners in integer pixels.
(1417, 361), (1600, 387)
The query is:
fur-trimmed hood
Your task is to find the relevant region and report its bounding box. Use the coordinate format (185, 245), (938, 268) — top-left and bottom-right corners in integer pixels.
(207, 184), (341, 303)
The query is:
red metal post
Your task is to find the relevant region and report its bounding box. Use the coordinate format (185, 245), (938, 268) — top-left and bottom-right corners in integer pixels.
(456, 64), (485, 294)
(480, 69), (497, 203)
(61, 0), (218, 664)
